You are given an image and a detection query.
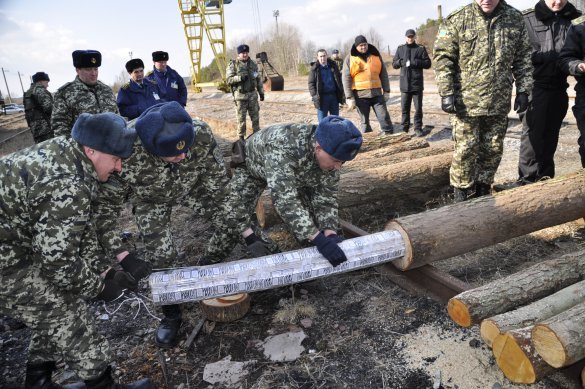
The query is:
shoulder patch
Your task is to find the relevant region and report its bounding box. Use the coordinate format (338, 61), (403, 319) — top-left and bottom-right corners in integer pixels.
(56, 81), (74, 92)
(121, 82), (130, 90)
(573, 15), (585, 25)
(522, 7), (534, 15)
(145, 70), (153, 77)
(146, 78), (157, 85)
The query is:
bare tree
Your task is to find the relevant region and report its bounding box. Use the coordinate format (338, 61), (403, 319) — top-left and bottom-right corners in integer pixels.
(111, 70), (129, 94)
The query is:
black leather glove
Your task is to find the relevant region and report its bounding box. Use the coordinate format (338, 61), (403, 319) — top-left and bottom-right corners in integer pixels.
(119, 252), (152, 280)
(96, 279), (125, 302)
(312, 232), (348, 267)
(259, 94), (265, 101)
(104, 268), (138, 291)
(240, 74), (249, 83)
(441, 95), (456, 114)
(514, 93), (529, 113)
(244, 233), (272, 257)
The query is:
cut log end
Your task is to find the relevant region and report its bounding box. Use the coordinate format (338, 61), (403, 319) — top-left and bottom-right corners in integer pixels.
(447, 298), (472, 327)
(200, 293), (251, 322)
(480, 319), (500, 348)
(492, 333), (537, 384)
(384, 220), (413, 270)
(532, 324), (567, 368)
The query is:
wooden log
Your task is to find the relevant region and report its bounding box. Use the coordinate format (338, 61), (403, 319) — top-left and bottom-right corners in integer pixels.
(386, 170), (585, 271)
(446, 251), (585, 327)
(492, 326), (556, 384)
(359, 132), (412, 153)
(582, 366), (585, 387)
(199, 293), (251, 322)
(532, 301), (585, 368)
(342, 142), (453, 173)
(480, 279), (585, 347)
(255, 152), (452, 228)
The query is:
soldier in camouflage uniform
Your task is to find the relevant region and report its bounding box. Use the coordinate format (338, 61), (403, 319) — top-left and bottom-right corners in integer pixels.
(0, 113), (153, 388)
(52, 50), (119, 138)
(226, 44), (264, 140)
(93, 101), (230, 349)
(207, 115), (363, 269)
(23, 71), (54, 143)
(434, 0), (533, 202)
(331, 49), (344, 72)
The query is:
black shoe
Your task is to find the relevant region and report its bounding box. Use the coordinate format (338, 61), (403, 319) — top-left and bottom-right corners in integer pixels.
(25, 361), (85, 389)
(155, 304), (182, 349)
(474, 182), (491, 198)
(453, 187), (469, 203)
(85, 366), (153, 389)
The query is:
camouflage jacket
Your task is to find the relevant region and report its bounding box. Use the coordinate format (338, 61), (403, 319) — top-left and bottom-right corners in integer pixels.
(51, 76), (119, 138)
(24, 83), (53, 139)
(433, 0), (533, 116)
(94, 119), (229, 256)
(0, 137), (105, 298)
(226, 59), (264, 100)
(245, 123), (340, 240)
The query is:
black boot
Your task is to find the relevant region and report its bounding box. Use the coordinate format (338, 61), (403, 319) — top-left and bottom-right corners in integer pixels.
(453, 187), (469, 203)
(84, 366), (152, 389)
(25, 361), (85, 389)
(475, 182), (491, 198)
(155, 304), (182, 348)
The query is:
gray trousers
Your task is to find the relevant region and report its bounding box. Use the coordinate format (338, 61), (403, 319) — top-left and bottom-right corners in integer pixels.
(355, 94), (394, 133)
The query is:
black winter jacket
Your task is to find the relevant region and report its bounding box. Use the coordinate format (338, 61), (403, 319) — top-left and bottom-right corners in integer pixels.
(308, 59), (345, 108)
(526, 0), (580, 89)
(392, 43), (431, 92)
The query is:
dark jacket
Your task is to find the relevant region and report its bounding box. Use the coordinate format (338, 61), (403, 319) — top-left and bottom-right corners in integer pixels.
(392, 42), (431, 92)
(525, 0), (580, 89)
(145, 65), (187, 106)
(116, 78), (164, 120)
(308, 59), (345, 108)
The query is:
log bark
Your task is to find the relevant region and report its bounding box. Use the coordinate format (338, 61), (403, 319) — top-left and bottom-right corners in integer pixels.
(480, 279), (585, 347)
(255, 152), (452, 228)
(386, 170), (585, 271)
(446, 251), (585, 327)
(492, 326), (556, 384)
(532, 301), (585, 368)
(359, 132), (412, 153)
(342, 142), (453, 173)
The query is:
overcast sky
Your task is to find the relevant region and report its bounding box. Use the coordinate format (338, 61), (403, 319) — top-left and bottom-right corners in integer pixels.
(0, 0), (535, 98)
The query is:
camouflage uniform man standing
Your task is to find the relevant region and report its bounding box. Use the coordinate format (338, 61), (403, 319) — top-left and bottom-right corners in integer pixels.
(23, 71), (54, 143)
(434, 0), (533, 201)
(331, 49), (344, 71)
(94, 101), (230, 349)
(0, 113), (153, 388)
(207, 115), (363, 268)
(226, 44), (264, 140)
(52, 50), (119, 138)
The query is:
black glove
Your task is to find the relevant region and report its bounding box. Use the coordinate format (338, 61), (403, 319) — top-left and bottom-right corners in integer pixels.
(326, 233), (343, 244)
(259, 94), (265, 101)
(240, 74), (249, 83)
(514, 93), (529, 113)
(96, 279), (125, 302)
(244, 233), (273, 257)
(312, 232), (348, 267)
(312, 96), (320, 109)
(441, 95), (456, 114)
(104, 268), (138, 291)
(119, 252), (152, 280)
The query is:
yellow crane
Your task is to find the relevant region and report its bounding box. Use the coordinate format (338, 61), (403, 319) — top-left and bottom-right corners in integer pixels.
(177, 0), (231, 92)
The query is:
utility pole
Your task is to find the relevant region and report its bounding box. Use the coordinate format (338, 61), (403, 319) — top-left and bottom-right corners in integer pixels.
(1, 68), (12, 104)
(273, 10), (279, 35)
(129, 51), (133, 59)
(17, 71), (25, 94)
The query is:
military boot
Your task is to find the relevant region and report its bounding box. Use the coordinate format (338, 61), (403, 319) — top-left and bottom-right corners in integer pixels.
(25, 361), (85, 389)
(84, 366), (152, 389)
(155, 304), (182, 348)
(453, 187), (469, 203)
(474, 182), (491, 198)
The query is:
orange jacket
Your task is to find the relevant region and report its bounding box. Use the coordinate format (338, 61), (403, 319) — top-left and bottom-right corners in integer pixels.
(349, 55), (383, 90)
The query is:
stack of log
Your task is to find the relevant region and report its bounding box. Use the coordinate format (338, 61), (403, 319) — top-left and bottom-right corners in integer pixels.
(254, 132), (454, 228)
(447, 251), (585, 384)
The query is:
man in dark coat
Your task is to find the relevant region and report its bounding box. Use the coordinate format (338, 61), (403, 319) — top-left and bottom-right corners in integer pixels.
(308, 49), (345, 122)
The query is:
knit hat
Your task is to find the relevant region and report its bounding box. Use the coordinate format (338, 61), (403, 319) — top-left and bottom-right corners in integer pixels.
(405, 29), (416, 37)
(237, 44), (250, 54)
(32, 72), (50, 83)
(315, 115), (362, 161)
(152, 51), (169, 62)
(71, 112), (136, 158)
(125, 58), (145, 73)
(72, 50), (102, 68)
(332, 49), (339, 54)
(135, 101), (194, 157)
(354, 35), (368, 46)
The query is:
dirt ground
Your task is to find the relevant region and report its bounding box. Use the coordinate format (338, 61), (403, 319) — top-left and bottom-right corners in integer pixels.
(1, 74), (585, 389)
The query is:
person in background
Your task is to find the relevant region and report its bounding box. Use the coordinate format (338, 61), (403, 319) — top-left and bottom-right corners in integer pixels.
(23, 71), (54, 143)
(146, 50), (187, 107)
(331, 49), (344, 71)
(308, 49), (345, 122)
(117, 58), (164, 120)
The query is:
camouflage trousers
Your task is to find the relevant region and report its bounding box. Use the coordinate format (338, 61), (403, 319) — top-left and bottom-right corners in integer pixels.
(450, 114), (508, 189)
(0, 262), (110, 380)
(234, 94), (260, 139)
(30, 121), (54, 144)
(205, 166), (279, 261)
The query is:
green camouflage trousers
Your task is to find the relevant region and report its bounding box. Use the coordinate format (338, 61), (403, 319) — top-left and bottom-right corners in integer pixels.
(235, 95), (260, 138)
(0, 264), (111, 380)
(450, 114), (508, 189)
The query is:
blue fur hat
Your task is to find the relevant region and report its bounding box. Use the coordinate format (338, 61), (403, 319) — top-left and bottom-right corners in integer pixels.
(71, 112), (136, 158)
(315, 115), (362, 161)
(72, 50), (102, 68)
(135, 101), (194, 157)
(237, 44), (250, 54)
